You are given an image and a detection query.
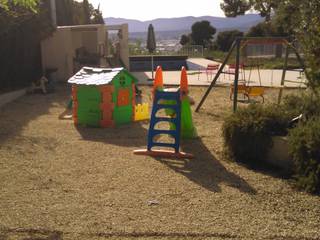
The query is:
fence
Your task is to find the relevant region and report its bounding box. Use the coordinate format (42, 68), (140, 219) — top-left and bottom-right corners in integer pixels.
(176, 45), (204, 57)
(245, 43), (303, 59)
(130, 45), (204, 58)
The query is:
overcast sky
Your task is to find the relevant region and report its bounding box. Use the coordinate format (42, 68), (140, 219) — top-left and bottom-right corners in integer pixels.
(87, 0), (225, 21)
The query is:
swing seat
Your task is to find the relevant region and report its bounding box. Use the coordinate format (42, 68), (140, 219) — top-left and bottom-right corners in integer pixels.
(230, 85), (265, 103)
(229, 84), (248, 100)
(245, 86), (265, 103)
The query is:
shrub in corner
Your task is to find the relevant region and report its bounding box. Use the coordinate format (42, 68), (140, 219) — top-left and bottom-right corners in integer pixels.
(222, 104), (292, 165)
(288, 118), (320, 194)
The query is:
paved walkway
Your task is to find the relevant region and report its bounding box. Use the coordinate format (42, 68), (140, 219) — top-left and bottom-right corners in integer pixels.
(132, 58), (307, 88)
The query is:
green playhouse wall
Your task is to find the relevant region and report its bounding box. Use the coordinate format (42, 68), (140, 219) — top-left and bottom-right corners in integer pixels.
(76, 85), (102, 127)
(111, 71), (135, 125)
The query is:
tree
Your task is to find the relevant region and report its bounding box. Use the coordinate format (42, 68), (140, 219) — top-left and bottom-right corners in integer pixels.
(246, 21), (287, 38)
(0, 0), (39, 11)
(190, 21), (216, 47)
(276, 0), (320, 94)
(221, 0), (320, 96)
(0, 0), (53, 40)
(56, 0), (104, 26)
(56, 0), (74, 25)
(72, 0), (85, 24)
(180, 34), (190, 46)
(220, 0), (278, 21)
(220, 0), (250, 18)
(0, 0), (54, 91)
(251, 0), (279, 21)
(215, 30), (243, 52)
(91, 4), (104, 24)
(82, 0), (91, 24)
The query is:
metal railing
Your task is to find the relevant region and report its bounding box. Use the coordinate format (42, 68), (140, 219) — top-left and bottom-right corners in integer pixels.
(130, 45), (204, 58)
(175, 45), (204, 57)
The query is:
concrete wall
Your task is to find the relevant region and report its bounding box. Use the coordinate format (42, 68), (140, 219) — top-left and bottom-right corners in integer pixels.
(0, 89), (26, 109)
(267, 136), (292, 171)
(41, 28), (73, 81)
(71, 31), (83, 53)
(119, 24), (129, 70)
(82, 31), (98, 53)
(41, 25), (107, 82)
(41, 24), (130, 80)
(105, 31), (109, 56)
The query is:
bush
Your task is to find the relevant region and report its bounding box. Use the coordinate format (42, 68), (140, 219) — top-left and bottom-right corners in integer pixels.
(288, 118), (320, 194)
(283, 93), (320, 119)
(0, 1), (54, 92)
(222, 94), (320, 194)
(222, 104), (292, 165)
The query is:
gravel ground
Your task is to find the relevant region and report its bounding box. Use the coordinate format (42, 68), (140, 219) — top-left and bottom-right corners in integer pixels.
(0, 84), (319, 240)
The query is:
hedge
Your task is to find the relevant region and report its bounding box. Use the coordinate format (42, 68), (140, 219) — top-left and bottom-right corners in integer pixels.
(222, 94), (320, 194)
(222, 104), (292, 165)
(288, 118), (320, 194)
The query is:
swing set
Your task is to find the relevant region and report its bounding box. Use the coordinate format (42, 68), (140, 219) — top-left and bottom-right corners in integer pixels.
(196, 37), (305, 113)
(229, 61), (264, 103)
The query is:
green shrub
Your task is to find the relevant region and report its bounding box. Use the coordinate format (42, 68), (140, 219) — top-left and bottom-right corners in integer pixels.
(223, 93), (320, 194)
(282, 94), (305, 117)
(288, 118), (320, 194)
(222, 104), (292, 165)
(283, 93), (320, 118)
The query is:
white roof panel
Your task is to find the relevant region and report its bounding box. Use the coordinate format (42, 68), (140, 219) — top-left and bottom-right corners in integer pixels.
(68, 67), (124, 85)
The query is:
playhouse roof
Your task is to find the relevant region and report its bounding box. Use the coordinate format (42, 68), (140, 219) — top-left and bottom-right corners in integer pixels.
(68, 67), (138, 86)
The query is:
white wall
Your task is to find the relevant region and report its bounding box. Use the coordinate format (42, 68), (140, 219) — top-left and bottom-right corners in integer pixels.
(41, 28), (73, 81)
(41, 25), (109, 81)
(82, 31), (98, 53)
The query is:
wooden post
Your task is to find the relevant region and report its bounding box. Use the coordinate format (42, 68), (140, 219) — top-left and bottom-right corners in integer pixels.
(278, 46), (289, 104)
(195, 41), (237, 112)
(151, 55), (154, 80)
(233, 39), (241, 113)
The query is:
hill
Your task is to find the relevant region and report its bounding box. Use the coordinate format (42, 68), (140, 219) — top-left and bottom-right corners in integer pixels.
(104, 14), (263, 34)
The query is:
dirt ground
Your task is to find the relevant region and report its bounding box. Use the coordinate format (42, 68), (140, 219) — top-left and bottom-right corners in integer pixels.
(0, 84), (319, 240)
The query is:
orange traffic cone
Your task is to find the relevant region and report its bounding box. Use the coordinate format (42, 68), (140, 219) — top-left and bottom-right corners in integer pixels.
(180, 66), (188, 97)
(153, 66), (163, 95)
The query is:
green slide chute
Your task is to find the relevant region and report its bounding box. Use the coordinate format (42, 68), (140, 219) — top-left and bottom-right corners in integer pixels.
(167, 98), (197, 139)
(180, 98), (197, 139)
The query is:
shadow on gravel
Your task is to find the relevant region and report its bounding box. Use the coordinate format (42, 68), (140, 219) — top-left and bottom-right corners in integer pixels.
(76, 121), (148, 148)
(0, 228), (62, 240)
(154, 138), (257, 194)
(0, 83), (69, 145)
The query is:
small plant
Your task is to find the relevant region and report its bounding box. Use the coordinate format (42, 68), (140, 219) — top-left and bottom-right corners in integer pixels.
(288, 118), (320, 194)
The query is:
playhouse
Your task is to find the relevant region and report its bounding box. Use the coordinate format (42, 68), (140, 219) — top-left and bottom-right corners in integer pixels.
(68, 67), (138, 127)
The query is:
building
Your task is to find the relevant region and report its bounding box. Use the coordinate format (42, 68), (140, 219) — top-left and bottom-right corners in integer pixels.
(41, 23), (130, 82)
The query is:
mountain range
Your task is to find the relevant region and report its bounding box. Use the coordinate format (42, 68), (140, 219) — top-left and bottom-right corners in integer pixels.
(104, 14), (264, 33)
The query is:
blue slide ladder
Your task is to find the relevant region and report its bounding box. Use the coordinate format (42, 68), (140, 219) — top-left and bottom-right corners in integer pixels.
(147, 89), (181, 153)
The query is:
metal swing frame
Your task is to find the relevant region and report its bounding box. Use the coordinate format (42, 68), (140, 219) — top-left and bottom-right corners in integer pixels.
(195, 37), (305, 113)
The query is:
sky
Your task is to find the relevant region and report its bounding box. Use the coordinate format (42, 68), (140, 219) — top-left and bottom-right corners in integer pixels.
(87, 0), (225, 21)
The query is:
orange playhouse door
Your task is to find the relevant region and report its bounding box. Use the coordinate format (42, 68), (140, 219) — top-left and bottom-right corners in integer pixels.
(117, 88), (130, 106)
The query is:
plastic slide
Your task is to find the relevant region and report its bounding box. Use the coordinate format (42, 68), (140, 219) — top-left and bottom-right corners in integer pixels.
(180, 98), (198, 139)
